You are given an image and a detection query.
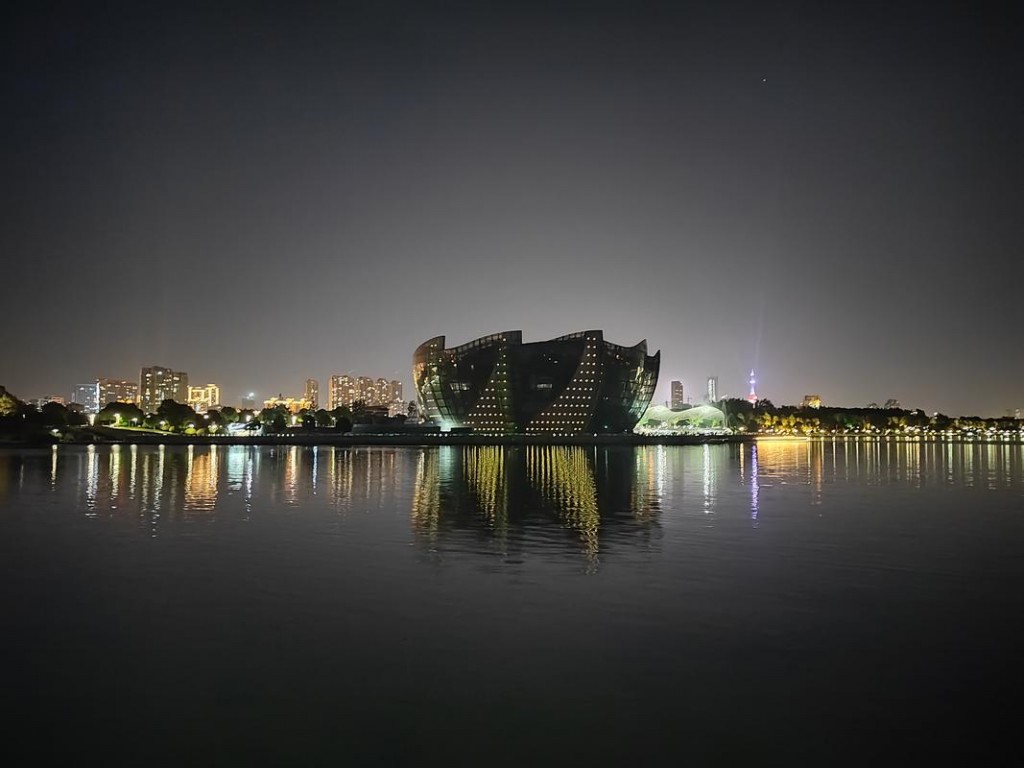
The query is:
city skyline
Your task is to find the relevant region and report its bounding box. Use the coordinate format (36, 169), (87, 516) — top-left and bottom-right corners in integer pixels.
(2, 2), (1020, 417)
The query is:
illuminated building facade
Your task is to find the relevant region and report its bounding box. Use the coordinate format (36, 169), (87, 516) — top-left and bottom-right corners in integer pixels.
(747, 370), (757, 404)
(329, 374), (404, 410)
(71, 383), (99, 413)
(28, 396), (65, 409)
(305, 378), (319, 409)
(140, 366), (188, 413)
(263, 395), (312, 414)
(328, 375), (357, 410)
(97, 378), (139, 407)
(706, 376), (718, 404)
(802, 394), (822, 409)
(413, 330), (660, 435)
(188, 384), (221, 413)
(670, 380), (685, 409)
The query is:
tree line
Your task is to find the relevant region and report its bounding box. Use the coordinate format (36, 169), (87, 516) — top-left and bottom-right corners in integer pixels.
(716, 398), (1021, 436)
(0, 387), (416, 442)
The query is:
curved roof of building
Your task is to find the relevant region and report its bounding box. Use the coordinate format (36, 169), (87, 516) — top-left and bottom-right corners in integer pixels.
(640, 404), (726, 425)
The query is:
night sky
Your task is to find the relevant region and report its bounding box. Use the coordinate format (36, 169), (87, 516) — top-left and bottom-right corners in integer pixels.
(3, 1), (1021, 416)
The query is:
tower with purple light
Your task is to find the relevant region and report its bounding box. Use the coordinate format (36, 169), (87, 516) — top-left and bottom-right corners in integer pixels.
(747, 369), (758, 404)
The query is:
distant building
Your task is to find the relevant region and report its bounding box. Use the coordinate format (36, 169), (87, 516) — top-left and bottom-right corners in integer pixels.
(188, 384), (221, 414)
(28, 396), (65, 409)
(140, 366), (188, 413)
(305, 379), (319, 410)
(329, 374), (403, 410)
(670, 380), (685, 409)
(802, 394), (822, 409)
(263, 395), (311, 414)
(387, 380), (405, 416)
(413, 330), (659, 435)
(356, 376), (374, 404)
(706, 376), (718, 404)
(328, 375), (356, 410)
(97, 378), (139, 407)
(746, 370), (757, 404)
(71, 383), (99, 414)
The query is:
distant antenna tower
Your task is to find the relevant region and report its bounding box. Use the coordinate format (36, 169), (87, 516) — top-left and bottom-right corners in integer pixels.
(747, 369), (758, 404)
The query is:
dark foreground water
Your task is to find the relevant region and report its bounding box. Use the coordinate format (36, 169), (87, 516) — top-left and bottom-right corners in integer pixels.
(2, 441), (1023, 764)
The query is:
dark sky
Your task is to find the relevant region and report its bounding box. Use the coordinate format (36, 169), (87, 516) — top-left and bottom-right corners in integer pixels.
(2, 1), (1021, 416)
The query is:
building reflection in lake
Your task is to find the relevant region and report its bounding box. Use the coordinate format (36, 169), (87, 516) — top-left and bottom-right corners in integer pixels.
(410, 445), (664, 568)
(2, 441), (1021, 544)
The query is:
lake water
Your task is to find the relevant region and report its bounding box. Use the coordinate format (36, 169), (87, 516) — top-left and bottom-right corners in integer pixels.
(2, 441), (1023, 764)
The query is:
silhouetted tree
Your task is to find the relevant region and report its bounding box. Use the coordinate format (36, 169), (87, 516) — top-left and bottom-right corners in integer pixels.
(39, 401), (71, 428)
(204, 409), (226, 430)
(258, 406), (288, 433)
(157, 399), (198, 430)
(96, 402), (145, 426)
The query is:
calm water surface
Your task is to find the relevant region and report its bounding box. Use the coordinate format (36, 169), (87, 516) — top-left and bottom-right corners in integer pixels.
(3, 441), (1023, 764)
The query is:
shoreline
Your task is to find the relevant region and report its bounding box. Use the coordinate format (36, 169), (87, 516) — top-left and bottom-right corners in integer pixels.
(4, 432), (1023, 448)
(33, 432), (751, 447)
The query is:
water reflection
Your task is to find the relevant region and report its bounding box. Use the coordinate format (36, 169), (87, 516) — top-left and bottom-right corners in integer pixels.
(409, 446), (664, 568)
(750, 438), (1024, 495)
(1, 441), (1022, 550)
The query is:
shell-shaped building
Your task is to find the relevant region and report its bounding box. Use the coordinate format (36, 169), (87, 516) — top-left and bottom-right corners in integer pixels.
(413, 330), (660, 435)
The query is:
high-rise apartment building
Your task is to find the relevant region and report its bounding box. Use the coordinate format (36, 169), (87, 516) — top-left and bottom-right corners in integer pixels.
(97, 378), (139, 407)
(305, 379), (319, 409)
(329, 374), (404, 410)
(328, 375), (356, 410)
(670, 380), (685, 409)
(375, 377), (390, 406)
(140, 366), (189, 413)
(706, 376), (718, 404)
(71, 383), (99, 414)
(188, 384), (221, 413)
(356, 377), (374, 404)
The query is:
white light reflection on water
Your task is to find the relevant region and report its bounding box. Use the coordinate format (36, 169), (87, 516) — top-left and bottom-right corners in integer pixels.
(129, 444), (138, 500)
(750, 442), (759, 522)
(85, 444), (98, 514)
(4, 441), (1023, 551)
(702, 444), (714, 514)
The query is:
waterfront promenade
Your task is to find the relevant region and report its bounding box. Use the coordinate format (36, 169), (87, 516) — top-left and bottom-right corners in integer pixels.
(63, 427), (749, 447)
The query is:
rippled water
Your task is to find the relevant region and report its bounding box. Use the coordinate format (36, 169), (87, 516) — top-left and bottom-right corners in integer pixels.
(3, 441), (1023, 763)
